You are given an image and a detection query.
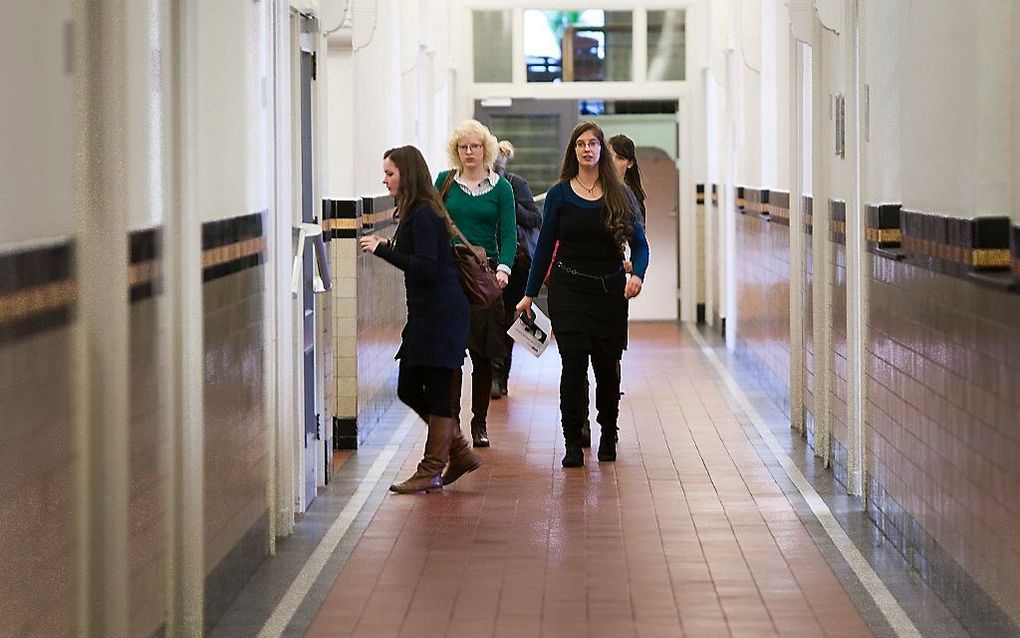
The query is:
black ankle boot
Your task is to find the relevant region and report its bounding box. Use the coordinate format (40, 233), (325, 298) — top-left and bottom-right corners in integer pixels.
(472, 424), (490, 448)
(562, 446), (584, 467)
(597, 432), (617, 462)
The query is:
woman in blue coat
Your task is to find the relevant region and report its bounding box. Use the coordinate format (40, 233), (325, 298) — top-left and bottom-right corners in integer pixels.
(360, 146), (482, 493)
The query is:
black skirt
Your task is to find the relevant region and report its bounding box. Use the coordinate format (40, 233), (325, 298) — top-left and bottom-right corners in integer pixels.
(547, 261), (628, 354)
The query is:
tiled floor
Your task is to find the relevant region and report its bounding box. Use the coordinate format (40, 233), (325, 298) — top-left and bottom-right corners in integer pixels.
(303, 323), (877, 637)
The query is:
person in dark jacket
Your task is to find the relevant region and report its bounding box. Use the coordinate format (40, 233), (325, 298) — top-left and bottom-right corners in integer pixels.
(490, 140), (542, 399)
(516, 121), (649, 468)
(360, 146), (482, 493)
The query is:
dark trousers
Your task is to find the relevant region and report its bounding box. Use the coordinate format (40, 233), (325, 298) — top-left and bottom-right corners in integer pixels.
(559, 345), (621, 447)
(450, 350), (492, 429)
(495, 250), (530, 383)
(397, 359), (455, 421)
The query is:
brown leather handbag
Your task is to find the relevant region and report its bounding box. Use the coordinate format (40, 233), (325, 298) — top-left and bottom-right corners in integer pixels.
(439, 171), (502, 308)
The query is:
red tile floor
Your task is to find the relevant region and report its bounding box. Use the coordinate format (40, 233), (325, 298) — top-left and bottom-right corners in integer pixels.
(307, 323), (873, 637)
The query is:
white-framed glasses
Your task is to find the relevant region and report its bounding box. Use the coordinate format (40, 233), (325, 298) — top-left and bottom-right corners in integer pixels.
(457, 143), (483, 153)
(575, 139), (601, 150)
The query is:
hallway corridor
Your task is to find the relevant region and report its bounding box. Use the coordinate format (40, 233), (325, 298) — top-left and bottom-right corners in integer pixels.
(214, 323), (962, 638)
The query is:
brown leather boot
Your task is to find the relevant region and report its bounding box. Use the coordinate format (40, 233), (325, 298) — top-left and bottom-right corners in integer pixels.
(442, 420), (483, 486)
(390, 415), (453, 494)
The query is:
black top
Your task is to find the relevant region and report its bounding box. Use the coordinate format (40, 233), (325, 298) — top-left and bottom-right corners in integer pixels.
(525, 182), (649, 297)
(374, 201), (469, 369)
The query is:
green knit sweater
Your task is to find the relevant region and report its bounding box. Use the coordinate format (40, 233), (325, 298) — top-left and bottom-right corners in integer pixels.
(436, 170), (517, 270)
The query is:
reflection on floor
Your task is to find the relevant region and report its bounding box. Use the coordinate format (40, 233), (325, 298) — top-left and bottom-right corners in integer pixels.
(214, 323), (967, 638)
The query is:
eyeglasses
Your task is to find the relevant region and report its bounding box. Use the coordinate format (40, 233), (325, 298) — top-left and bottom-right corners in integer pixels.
(457, 143), (483, 153)
(575, 139), (601, 150)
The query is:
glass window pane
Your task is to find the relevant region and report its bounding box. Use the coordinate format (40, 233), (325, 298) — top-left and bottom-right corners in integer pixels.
(487, 114), (562, 194)
(524, 10), (632, 82)
(647, 10), (685, 81)
(473, 11), (513, 83)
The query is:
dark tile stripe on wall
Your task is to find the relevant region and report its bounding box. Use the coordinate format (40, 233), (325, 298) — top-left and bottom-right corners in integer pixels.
(898, 209), (1015, 290)
(361, 194), (396, 232)
(768, 190), (790, 227)
(322, 199), (361, 240)
(696, 183), (705, 205)
(829, 200), (846, 245)
(1013, 224), (1020, 280)
(130, 227), (161, 302)
(0, 241), (75, 346)
(201, 212), (267, 283)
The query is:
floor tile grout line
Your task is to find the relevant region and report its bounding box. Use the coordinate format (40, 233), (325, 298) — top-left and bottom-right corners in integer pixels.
(687, 327), (923, 638)
(256, 409), (419, 638)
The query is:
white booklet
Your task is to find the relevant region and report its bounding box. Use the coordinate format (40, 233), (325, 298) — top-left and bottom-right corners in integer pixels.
(507, 304), (553, 357)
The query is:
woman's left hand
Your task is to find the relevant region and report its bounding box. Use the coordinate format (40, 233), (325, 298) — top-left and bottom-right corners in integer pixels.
(496, 270), (509, 289)
(624, 274), (643, 299)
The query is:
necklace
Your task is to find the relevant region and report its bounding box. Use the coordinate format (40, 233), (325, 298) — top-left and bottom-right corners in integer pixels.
(574, 175), (600, 195)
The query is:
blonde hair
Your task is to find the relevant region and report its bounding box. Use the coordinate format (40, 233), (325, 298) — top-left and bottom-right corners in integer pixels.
(497, 140), (515, 161)
(446, 119), (499, 172)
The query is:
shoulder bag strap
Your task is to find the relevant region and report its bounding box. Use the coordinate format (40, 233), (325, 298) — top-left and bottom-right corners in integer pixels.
(439, 169), (457, 200)
(438, 170), (484, 257)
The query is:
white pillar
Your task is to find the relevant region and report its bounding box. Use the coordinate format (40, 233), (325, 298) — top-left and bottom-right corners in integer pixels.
(73, 0), (131, 634)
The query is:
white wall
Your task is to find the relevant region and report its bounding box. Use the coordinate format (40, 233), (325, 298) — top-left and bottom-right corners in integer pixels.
(1, 0), (75, 248)
(862, 0), (903, 204)
(1014, 3), (1019, 220)
(899, 0), (1012, 218)
(194, 0), (270, 221)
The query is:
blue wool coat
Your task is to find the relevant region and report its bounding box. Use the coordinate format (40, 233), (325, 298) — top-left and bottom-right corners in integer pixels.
(373, 201), (469, 369)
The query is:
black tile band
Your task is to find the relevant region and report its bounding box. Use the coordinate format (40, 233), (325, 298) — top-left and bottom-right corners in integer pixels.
(830, 200), (846, 245)
(865, 204), (902, 247)
(322, 199), (362, 240)
(130, 227), (161, 302)
(769, 190), (790, 227)
(0, 241), (75, 345)
(201, 212), (267, 282)
(361, 194), (396, 232)
(1012, 224), (1020, 281)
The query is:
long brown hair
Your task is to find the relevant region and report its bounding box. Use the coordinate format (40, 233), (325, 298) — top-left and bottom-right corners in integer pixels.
(384, 146), (454, 236)
(608, 134), (646, 203)
(558, 121), (634, 251)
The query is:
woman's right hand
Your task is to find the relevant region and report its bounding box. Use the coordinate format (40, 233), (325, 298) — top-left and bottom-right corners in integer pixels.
(515, 295), (534, 319)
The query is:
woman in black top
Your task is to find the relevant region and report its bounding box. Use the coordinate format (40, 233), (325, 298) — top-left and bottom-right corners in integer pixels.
(516, 122), (650, 468)
(360, 146), (482, 493)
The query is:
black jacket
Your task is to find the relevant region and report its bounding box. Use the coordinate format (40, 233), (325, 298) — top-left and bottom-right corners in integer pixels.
(374, 201), (469, 369)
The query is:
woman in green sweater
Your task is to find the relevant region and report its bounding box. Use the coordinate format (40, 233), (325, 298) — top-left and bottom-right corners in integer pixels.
(436, 119), (517, 448)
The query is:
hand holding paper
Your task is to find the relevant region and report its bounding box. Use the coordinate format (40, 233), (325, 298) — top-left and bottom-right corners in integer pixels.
(507, 304), (552, 357)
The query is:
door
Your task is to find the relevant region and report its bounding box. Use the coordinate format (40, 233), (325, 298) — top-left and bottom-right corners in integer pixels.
(299, 28), (318, 508)
(628, 146), (679, 320)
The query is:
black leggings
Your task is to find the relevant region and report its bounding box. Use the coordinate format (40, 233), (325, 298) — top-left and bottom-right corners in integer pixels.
(559, 344), (621, 445)
(396, 360), (456, 421)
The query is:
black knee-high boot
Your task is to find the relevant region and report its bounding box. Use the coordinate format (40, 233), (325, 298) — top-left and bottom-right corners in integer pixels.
(592, 352), (621, 461)
(560, 350), (590, 467)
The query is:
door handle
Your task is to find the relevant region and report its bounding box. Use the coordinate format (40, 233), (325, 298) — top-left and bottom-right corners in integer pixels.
(291, 222), (333, 297)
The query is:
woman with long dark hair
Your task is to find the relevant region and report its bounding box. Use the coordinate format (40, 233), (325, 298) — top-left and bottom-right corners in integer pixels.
(360, 146), (482, 493)
(516, 121), (649, 468)
(608, 134), (647, 223)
